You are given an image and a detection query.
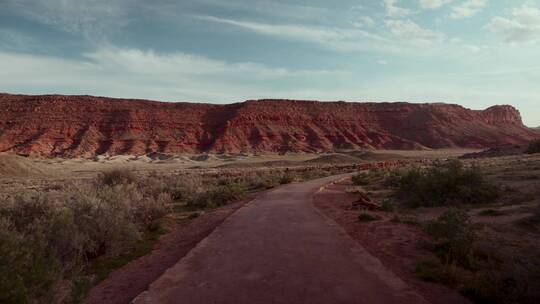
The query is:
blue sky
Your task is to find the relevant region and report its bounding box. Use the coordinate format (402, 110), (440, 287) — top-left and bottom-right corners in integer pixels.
(0, 0), (539, 126)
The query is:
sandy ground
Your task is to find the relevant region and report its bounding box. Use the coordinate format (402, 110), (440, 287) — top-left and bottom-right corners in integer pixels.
(0, 149), (478, 181)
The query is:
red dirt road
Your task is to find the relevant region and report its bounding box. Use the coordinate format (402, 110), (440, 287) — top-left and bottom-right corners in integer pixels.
(134, 174), (428, 304)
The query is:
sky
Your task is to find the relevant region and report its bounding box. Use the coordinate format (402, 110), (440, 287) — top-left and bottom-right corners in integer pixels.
(0, 0), (539, 126)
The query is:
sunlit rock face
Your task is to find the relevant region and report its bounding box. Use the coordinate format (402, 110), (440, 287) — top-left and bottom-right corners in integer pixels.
(0, 93), (537, 157)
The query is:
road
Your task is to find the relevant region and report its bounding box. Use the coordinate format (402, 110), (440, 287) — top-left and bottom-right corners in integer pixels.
(133, 174), (428, 304)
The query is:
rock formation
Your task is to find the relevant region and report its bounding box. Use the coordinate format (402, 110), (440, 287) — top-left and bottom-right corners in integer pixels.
(0, 93), (537, 157)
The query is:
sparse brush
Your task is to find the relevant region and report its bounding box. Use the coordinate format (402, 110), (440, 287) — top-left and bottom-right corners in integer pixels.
(358, 212), (381, 222)
(380, 200), (395, 212)
(97, 168), (137, 186)
(424, 209), (476, 268)
(396, 160), (499, 208)
(525, 139), (540, 154)
(352, 172), (370, 186)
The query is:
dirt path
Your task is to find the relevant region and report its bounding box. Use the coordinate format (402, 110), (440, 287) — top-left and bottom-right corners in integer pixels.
(134, 174), (428, 304)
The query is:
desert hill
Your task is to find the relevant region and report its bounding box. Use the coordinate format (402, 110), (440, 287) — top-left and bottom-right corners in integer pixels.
(0, 93), (537, 157)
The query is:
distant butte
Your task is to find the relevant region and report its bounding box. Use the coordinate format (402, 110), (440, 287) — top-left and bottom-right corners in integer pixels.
(0, 93), (538, 157)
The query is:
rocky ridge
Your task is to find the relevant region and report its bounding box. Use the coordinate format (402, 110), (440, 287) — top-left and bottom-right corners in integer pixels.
(0, 93), (537, 157)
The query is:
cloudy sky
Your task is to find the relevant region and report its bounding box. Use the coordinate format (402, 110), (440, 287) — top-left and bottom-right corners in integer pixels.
(1, 0), (539, 126)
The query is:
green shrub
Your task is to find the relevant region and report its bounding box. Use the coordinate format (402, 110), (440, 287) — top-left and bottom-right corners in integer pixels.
(188, 183), (247, 209)
(380, 200), (395, 212)
(415, 259), (458, 285)
(396, 161), (499, 207)
(358, 213), (381, 222)
(279, 173), (294, 185)
(352, 172), (370, 186)
(0, 216), (63, 303)
(525, 139), (540, 154)
(424, 209), (476, 267)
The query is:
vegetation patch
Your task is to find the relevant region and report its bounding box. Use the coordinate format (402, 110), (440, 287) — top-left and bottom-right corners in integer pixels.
(351, 172), (371, 186)
(423, 209), (476, 268)
(525, 139), (540, 154)
(393, 160), (499, 208)
(478, 209), (507, 217)
(357, 212), (381, 222)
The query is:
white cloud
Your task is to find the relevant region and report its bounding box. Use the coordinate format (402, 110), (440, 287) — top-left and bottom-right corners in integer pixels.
(485, 5), (540, 43)
(383, 0), (412, 17)
(377, 60), (389, 65)
(352, 16), (376, 28)
(450, 0), (488, 19)
(0, 48), (339, 102)
(419, 0), (454, 10)
(385, 20), (445, 44)
(199, 16), (390, 52)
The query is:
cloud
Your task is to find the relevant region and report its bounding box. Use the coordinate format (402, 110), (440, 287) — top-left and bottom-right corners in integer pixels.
(450, 0), (488, 19)
(352, 16), (376, 28)
(5, 0), (130, 40)
(0, 48), (340, 101)
(198, 16), (389, 52)
(383, 0), (412, 17)
(0, 30), (37, 51)
(485, 5), (540, 43)
(419, 0), (454, 10)
(385, 20), (445, 44)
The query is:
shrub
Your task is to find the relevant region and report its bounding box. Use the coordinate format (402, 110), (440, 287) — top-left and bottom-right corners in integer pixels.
(424, 209), (476, 267)
(525, 139), (540, 154)
(396, 161), (499, 207)
(0, 211), (63, 303)
(478, 209), (506, 217)
(279, 173), (294, 185)
(352, 172), (370, 186)
(0, 178), (172, 303)
(97, 168), (137, 186)
(380, 200), (395, 212)
(358, 212), (381, 222)
(415, 259), (458, 285)
(515, 204), (540, 232)
(188, 183), (247, 209)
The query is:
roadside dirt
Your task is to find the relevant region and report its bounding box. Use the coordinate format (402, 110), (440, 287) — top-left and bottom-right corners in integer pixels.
(313, 178), (471, 304)
(83, 195), (256, 304)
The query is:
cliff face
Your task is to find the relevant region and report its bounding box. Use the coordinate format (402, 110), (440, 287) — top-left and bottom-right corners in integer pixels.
(0, 94), (537, 157)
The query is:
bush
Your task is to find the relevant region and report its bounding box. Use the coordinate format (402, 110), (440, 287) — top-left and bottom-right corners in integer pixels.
(279, 173), (294, 185)
(380, 200), (394, 212)
(424, 209), (476, 267)
(352, 172), (370, 186)
(525, 139), (540, 154)
(0, 177), (172, 303)
(0, 218), (62, 304)
(97, 168), (137, 186)
(358, 212), (381, 222)
(188, 183), (247, 209)
(415, 259), (458, 285)
(396, 160), (499, 207)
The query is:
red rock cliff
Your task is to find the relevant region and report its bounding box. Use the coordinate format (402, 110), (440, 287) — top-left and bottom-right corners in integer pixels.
(0, 94), (536, 157)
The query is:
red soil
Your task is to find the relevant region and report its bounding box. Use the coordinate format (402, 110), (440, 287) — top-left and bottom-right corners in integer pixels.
(0, 93), (537, 157)
(313, 179), (471, 304)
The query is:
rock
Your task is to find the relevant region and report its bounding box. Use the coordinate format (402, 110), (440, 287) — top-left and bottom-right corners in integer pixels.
(0, 93), (537, 157)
